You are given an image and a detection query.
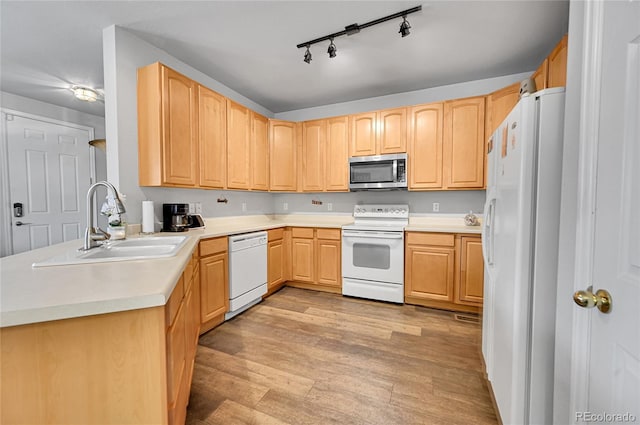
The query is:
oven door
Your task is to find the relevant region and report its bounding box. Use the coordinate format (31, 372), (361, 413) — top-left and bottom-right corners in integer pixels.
(341, 230), (404, 284)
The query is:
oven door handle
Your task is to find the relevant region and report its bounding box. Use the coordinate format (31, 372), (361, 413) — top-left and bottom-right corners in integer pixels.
(342, 231), (404, 239)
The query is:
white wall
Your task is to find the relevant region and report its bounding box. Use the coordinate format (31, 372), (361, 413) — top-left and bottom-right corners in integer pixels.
(1, 91), (105, 137)
(553, 1), (584, 422)
(273, 191), (485, 215)
(274, 72), (533, 121)
(102, 25), (274, 224)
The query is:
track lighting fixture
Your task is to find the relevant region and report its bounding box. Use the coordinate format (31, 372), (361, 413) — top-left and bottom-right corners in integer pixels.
(303, 45), (312, 64)
(399, 16), (411, 37)
(297, 5), (421, 63)
(327, 39), (337, 58)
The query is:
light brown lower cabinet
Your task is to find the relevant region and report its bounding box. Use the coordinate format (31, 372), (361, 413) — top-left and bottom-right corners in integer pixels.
(405, 232), (483, 313)
(267, 228), (286, 295)
(199, 236), (229, 334)
(287, 227), (342, 294)
(0, 248), (201, 425)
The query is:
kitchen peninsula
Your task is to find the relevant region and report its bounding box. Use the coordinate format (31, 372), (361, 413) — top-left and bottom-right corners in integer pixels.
(0, 213), (479, 424)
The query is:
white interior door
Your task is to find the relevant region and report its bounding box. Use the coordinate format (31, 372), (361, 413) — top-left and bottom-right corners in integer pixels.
(6, 114), (92, 254)
(570, 0), (640, 422)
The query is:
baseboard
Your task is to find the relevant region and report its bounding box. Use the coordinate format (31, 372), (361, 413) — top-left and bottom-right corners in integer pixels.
(404, 295), (481, 314)
(199, 313), (225, 335)
(285, 281), (342, 294)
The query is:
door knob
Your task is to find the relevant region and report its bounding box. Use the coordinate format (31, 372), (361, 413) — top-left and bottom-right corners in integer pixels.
(573, 286), (612, 313)
(15, 221), (32, 226)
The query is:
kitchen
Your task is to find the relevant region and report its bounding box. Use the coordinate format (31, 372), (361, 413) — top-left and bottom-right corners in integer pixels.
(1, 1), (638, 424)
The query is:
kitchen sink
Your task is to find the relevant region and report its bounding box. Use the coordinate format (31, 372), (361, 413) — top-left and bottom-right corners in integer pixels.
(32, 236), (189, 267)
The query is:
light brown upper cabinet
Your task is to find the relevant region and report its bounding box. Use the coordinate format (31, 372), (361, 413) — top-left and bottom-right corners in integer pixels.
(485, 82), (520, 138)
(300, 117), (348, 193)
(547, 34), (568, 88)
(532, 58), (549, 92)
(443, 96), (486, 189)
(408, 102), (444, 190)
(198, 85), (226, 189)
(349, 107), (407, 157)
(251, 112), (269, 191)
(531, 34), (567, 90)
(138, 62), (198, 187)
(349, 112), (377, 156)
(325, 116), (349, 191)
(269, 120), (297, 191)
(301, 119), (326, 192)
(226, 100), (251, 190)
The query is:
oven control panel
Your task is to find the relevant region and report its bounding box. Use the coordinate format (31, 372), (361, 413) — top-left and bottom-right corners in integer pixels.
(353, 204), (409, 219)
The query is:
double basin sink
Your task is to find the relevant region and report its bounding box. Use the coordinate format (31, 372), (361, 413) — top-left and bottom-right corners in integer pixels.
(33, 236), (189, 267)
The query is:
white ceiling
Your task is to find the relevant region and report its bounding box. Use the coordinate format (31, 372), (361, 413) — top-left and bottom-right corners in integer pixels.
(0, 1), (569, 117)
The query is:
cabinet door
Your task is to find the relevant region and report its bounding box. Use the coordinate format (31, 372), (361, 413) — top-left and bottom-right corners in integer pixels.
(548, 34), (568, 88)
(269, 120), (297, 191)
(378, 107), (407, 154)
(408, 103), (443, 189)
(532, 58), (549, 92)
(316, 239), (341, 287)
(291, 237), (314, 282)
(456, 237), (484, 305)
(349, 112), (377, 157)
(443, 97), (485, 188)
(405, 245), (455, 302)
(251, 112), (269, 191)
(162, 66), (198, 186)
(325, 116), (349, 191)
(200, 252), (228, 322)
(302, 119), (326, 192)
(198, 85), (226, 188)
(486, 83), (520, 137)
(166, 300), (187, 407)
(267, 239), (284, 289)
(226, 100), (251, 189)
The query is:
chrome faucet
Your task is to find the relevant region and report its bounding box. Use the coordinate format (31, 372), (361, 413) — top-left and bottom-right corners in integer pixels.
(83, 181), (126, 251)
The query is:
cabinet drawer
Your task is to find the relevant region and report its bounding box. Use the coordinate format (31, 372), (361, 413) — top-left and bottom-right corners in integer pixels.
(200, 237), (227, 257)
(268, 228), (284, 241)
(291, 227), (314, 239)
(406, 232), (455, 247)
(165, 275), (185, 327)
(316, 228), (340, 240)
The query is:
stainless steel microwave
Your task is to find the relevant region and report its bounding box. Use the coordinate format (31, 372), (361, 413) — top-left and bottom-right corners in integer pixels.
(349, 153), (407, 191)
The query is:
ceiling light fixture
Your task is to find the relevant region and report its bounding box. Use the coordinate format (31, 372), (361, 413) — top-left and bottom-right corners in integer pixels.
(327, 38), (337, 58)
(296, 5), (421, 63)
(303, 45), (312, 64)
(399, 16), (411, 37)
(71, 86), (99, 102)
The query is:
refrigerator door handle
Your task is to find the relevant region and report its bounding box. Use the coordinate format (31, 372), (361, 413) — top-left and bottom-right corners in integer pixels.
(482, 198), (496, 268)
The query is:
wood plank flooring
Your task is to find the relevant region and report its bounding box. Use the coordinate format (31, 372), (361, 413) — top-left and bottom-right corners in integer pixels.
(187, 287), (498, 425)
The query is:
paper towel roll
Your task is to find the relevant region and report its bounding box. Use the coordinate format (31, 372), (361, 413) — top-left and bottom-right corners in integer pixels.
(142, 201), (155, 234)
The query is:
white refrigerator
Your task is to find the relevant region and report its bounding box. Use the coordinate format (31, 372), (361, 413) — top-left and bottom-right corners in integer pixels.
(482, 88), (565, 425)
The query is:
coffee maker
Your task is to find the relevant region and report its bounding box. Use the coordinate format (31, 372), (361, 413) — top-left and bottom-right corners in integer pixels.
(162, 203), (189, 232)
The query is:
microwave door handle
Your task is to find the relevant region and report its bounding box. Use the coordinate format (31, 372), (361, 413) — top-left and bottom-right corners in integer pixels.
(393, 160), (398, 182)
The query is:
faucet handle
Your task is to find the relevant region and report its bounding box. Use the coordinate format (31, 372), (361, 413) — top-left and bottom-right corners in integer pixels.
(90, 227), (110, 242)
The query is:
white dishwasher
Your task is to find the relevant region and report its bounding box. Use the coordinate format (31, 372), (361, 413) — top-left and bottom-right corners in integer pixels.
(226, 231), (268, 320)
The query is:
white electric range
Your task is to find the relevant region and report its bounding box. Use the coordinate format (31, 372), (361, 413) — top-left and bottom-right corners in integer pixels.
(341, 204), (409, 303)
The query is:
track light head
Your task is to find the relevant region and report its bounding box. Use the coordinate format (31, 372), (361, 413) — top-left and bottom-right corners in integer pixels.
(399, 16), (411, 37)
(303, 45), (312, 64)
(327, 39), (337, 58)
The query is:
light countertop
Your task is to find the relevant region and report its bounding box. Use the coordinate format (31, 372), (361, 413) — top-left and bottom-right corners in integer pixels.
(0, 214), (480, 328)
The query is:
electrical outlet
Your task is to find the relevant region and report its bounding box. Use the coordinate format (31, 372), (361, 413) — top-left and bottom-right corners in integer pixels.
(195, 202), (202, 214)
(242, 202), (247, 212)
(327, 203), (333, 211)
(433, 202), (440, 212)
(283, 202), (288, 211)
(188, 203), (195, 214)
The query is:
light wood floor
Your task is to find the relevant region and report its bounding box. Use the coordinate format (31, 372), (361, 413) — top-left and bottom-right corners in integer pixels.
(186, 287), (498, 425)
